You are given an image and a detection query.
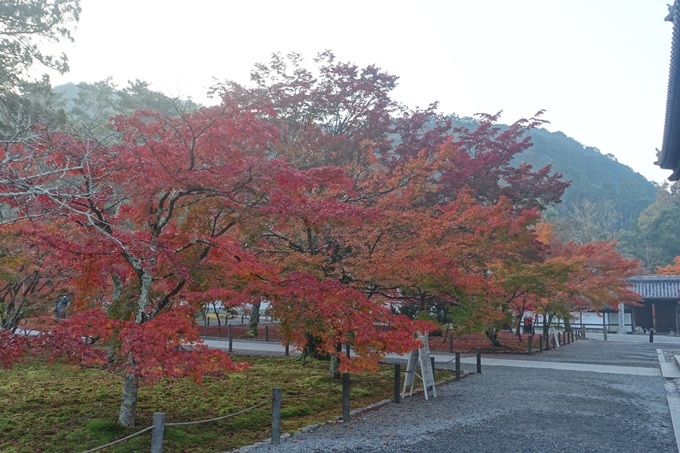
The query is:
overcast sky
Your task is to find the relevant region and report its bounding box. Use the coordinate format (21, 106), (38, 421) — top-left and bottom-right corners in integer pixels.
(47, 0), (674, 184)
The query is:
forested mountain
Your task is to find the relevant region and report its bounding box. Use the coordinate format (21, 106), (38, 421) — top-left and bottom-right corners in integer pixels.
(449, 115), (658, 230)
(54, 80), (198, 126)
(521, 128), (657, 225)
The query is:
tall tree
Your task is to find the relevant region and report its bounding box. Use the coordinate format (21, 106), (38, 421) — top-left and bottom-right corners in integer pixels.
(532, 224), (641, 335)
(2, 105), (281, 426)
(1, 101), (435, 423)
(213, 53), (569, 335)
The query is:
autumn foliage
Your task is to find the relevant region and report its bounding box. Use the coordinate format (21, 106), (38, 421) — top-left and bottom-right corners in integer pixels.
(657, 256), (680, 275)
(0, 52), (640, 426)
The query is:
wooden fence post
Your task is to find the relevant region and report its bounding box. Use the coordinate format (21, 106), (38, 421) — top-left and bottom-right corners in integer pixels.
(476, 348), (481, 374)
(151, 412), (165, 453)
(228, 324), (233, 353)
(393, 364), (401, 404)
(342, 373), (350, 421)
(455, 352), (461, 381)
(271, 387), (281, 445)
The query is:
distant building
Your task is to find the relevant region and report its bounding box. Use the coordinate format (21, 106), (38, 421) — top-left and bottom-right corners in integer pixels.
(528, 276), (679, 334)
(627, 276), (680, 333)
(657, 0), (680, 179)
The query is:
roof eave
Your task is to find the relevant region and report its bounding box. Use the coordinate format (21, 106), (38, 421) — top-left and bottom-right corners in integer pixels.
(658, 0), (680, 180)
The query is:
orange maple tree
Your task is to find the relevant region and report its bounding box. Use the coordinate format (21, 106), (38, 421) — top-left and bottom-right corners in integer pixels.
(524, 224), (641, 336)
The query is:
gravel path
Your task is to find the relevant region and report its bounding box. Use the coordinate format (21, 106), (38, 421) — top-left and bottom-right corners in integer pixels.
(234, 340), (677, 453)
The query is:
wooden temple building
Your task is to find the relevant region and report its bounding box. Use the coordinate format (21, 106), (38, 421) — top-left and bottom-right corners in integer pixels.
(657, 0), (680, 179)
(627, 276), (680, 333)
(632, 2), (680, 333)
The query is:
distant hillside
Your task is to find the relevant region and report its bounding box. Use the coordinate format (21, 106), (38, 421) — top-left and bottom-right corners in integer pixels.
(521, 128), (657, 225)
(51, 84), (657, 227)
(53, 82), (78, 110)
(450, 116), (658, 228)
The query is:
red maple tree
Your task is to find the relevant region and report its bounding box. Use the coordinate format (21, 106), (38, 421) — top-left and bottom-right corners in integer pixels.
(2, 52), (640, 430)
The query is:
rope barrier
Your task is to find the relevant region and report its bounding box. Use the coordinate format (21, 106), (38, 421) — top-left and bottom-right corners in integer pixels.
(81, 426), (153, 453)
(280, 382), (342, 400)
(81, 365), (408, 452)
(435, 356), (458, 365)
(166, 398), (272, 427)
(350, 370), (395, 383)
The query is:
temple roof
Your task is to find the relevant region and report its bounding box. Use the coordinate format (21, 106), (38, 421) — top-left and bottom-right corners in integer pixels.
(627, 275), (680, 299)
(657, 0), (680, 180)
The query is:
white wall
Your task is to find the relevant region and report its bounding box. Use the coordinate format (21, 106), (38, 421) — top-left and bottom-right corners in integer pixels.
(531, 312), (632, 333)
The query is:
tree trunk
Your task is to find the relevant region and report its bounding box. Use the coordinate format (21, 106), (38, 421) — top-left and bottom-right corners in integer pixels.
(515, 309), (525, 341)
(214, 305), (222, 333)
(543, 314), (553, 338)
(329, 343), (342, 379)
(442, 324), (450, 342)
(118, 372), (139, 428)
(135, 271), (153, 324)
(485, 330), (503, 347)
(301, 334), (330, 365)
(118, 269), (151, 426)
(247, 301), (261, 337)
(111, 275), (122, 302)
(564, 317), (572, 332)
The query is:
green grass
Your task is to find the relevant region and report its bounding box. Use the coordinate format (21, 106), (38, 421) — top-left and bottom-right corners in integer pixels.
(0, 356), (454, 453)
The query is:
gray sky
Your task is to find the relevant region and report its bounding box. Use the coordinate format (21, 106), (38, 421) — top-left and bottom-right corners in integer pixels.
(48, 0), (674, 183)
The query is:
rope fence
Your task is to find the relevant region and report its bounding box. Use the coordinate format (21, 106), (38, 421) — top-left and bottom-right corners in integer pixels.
(165, 398), (272, 427)
(80, 375), (351, 452)
(280, 382), (342, 400)
(84, 338), (582, 453)
(81, 426), (153, 453)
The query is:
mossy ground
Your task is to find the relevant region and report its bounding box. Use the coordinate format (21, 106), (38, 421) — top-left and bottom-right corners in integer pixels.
(0, 355), (453, 453)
